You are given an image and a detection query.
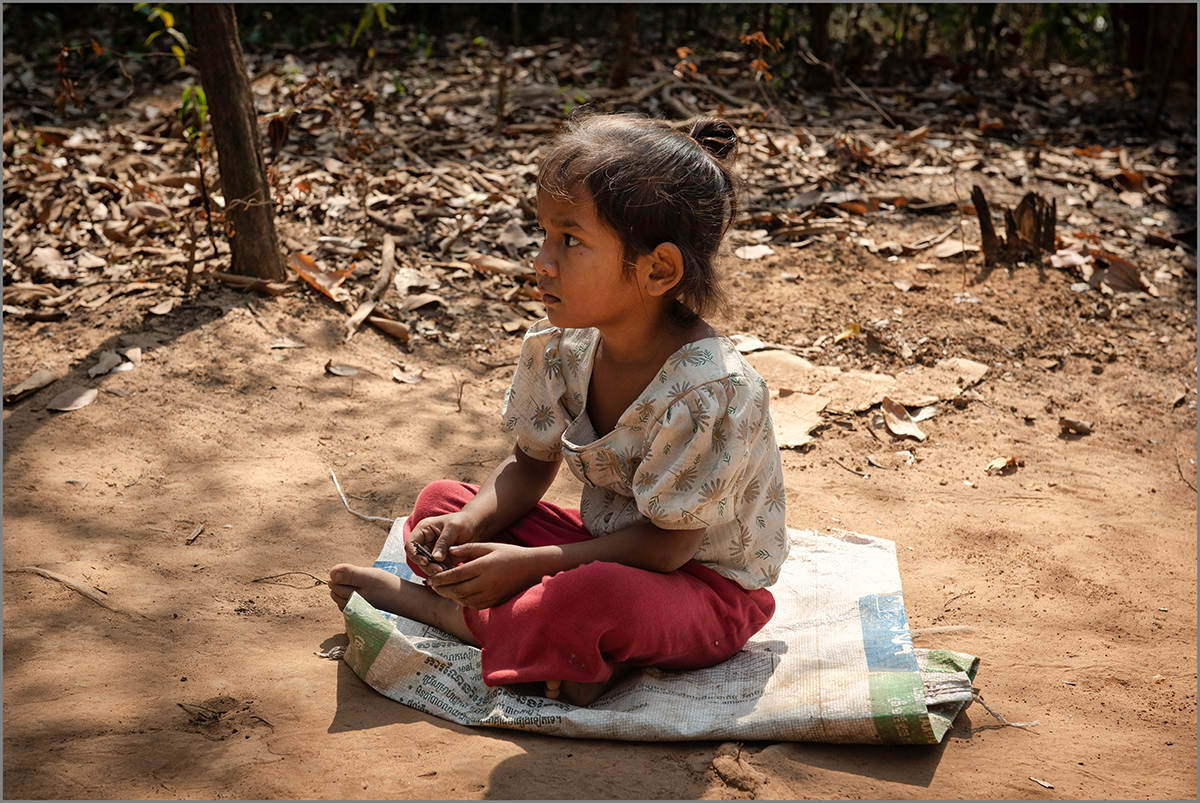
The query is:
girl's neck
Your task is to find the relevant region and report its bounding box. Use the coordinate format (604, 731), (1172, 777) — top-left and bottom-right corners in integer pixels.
(596, 315), (717, 367)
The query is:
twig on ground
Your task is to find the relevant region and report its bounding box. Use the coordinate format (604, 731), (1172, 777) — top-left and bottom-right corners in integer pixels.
(251, 571), (325, 586)
(971, 690), (1040, 732)
(831, 457), (868, 478)
(943, 590), (976, 611)
(329, 468), (394, 524)
(6, 565), (110, 606)
(345, 233), (396, 342)
(1175, 446), (1197, 492)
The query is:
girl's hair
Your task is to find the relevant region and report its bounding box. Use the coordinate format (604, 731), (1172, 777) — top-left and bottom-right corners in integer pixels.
(536, 112), (740, 326)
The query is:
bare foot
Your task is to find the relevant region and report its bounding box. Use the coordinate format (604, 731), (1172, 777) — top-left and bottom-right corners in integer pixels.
(328, 563), (479, 646)
(544, 663), (635, 707)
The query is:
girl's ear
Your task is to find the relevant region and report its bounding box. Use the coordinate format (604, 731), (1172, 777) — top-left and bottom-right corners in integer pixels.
(642, 242), (685, 298)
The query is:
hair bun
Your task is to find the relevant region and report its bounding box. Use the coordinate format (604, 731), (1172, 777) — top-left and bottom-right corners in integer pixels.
(689, 117), (738, 160)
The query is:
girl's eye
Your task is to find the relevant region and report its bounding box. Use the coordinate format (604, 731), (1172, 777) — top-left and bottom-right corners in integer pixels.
(563, 234), (579, 247)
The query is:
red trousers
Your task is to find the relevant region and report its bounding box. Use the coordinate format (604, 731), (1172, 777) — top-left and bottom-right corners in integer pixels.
(402, 480), (776, 687)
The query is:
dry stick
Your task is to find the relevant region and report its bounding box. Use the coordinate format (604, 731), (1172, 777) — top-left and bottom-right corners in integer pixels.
(1176, 446), (1197, 492)
(185, 523), (204, 544)
(345, 234), (396, 342)
(943, 589), (976, 611)
(831, 457), (868, 478)
(972, 690), (1040, 731)
(3, 566), (147, 618)
(329, 469), (394, 524)
(493, 57), (510, 137)
(183, 212), (198, 296)
(251, 571), (325, 585)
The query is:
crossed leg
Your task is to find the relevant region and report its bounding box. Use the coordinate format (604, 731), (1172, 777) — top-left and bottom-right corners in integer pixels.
(328, 563), (480, 647)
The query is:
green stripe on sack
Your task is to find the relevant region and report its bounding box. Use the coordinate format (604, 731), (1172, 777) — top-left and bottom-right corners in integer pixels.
(867, 672), (936, 744)
(343, 592), (393, 675)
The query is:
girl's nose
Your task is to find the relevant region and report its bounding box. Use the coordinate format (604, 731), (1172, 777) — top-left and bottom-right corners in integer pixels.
(533, 246), (556, 276)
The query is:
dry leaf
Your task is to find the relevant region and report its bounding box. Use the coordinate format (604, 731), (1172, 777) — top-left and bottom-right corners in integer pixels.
(392, 367), (425, 384)
(88, 350), (123, 378)
(46, 387), (98, 411)
(148, 299), (175, 315)
(770, 391), (828, 449)
(834, 322), (861, 343)
(986, 456), (1018, 475)
(497, 219), (535, 249)
(117, 346), (142, 367)
(124, 201), (172, 219)
(734, 244), (775, 260)
(931, 240), (980, 259)
(729, 333), (766, 353)
(270, 337), (306, 349)
(4, 369), (57, 402)
(464, 253), (533, 280)
(369, 317), (411, 343)
(880, 397), (927, 441)
(399, 293), (444, 313)
(1059, 417), (1092, 435)
(324, 361), (358, 377)
(288, 252), (353, 303)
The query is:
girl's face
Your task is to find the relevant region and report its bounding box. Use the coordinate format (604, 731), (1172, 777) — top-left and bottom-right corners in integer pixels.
(533, 188), (650, 333)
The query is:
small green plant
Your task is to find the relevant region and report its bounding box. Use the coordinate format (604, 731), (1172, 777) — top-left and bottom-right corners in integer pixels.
(134, 3), (188, 66)
(558, 86), (591, 116)
(351, 2), (394, 49)
(178, 85), (208, 153)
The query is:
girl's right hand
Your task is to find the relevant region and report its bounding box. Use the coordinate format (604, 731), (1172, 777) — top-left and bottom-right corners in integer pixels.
(406, 512), (481, 575)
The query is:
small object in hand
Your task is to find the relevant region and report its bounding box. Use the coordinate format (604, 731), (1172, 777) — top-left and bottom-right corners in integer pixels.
(412, 541), (449, 571)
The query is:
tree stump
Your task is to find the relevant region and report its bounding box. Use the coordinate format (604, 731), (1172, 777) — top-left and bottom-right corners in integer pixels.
(971, 184), (1056, 266)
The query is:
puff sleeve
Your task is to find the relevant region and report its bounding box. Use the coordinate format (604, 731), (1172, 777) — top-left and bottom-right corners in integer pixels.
(500, 321), (571, 462)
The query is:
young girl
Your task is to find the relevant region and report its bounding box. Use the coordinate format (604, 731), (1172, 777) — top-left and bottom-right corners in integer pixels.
(329, 113), (789, 707)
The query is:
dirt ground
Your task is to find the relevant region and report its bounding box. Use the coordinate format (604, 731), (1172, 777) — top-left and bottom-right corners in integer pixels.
(3, 35), (1199, 798)
(4, 218), (1196, 798)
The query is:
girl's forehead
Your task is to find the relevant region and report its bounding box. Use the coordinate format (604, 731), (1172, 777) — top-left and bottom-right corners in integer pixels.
(535, 187), (597, 220)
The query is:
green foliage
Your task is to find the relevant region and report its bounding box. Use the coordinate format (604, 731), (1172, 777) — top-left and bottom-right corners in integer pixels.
(178, 85), (208, 155)
(351, 2), (394, 48)
(558, 86), (591, 116)
(134, 3), (188, 66)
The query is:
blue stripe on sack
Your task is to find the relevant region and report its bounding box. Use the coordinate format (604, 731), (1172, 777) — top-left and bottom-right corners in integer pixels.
(373, 559), (414, 581)
(858, 591), (919, 673)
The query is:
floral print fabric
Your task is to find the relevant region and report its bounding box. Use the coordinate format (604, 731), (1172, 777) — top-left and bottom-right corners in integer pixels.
(502, 320), (789, 590)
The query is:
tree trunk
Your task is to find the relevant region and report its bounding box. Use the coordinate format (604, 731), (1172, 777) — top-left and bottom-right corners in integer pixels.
(190, 3), (285, 281)
(610, 3), (637, 89)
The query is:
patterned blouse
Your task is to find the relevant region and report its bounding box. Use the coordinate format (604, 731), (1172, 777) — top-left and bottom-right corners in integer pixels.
(501, 320), (788, 590)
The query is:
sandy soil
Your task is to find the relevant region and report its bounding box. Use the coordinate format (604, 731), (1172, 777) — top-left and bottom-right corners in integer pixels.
(1, 128), (1196, 798)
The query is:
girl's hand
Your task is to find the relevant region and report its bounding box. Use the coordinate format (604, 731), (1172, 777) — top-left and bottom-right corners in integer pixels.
(426, 542), (545, 610)
(406, 512), (482, 575)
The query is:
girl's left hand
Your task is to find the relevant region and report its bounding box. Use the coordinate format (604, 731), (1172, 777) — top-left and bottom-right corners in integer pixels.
(425, 542), (544, 610)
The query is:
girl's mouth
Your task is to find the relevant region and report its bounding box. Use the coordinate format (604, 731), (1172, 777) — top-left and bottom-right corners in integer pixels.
(539, 289), (560, 304)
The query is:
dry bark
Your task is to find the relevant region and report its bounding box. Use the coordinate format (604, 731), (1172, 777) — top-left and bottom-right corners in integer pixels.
(191, 3), (285, 281)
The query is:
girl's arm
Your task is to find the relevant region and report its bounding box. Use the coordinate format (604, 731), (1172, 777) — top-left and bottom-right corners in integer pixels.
(430, 519), (706, 610)
(410, 443), (561, 563)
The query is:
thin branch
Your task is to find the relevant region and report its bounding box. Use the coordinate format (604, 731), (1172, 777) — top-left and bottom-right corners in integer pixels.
(329, 469), (394, 524)
(251, 571), (325, 586)
(1176, 447), (1197, 492)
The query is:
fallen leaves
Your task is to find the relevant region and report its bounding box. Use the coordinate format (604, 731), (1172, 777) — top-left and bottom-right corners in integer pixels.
(1059, 417), (1093, 436)
(46, 386), (98, 411)
(288, 252), (354, 304)
(880, 397), (927, 441)
(3, 369), (57, 402)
